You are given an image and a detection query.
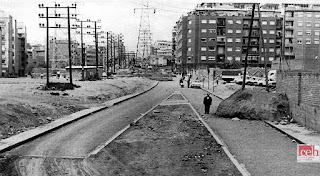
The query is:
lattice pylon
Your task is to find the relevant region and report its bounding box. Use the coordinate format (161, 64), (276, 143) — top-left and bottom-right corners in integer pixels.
(135, 2), (155, 66)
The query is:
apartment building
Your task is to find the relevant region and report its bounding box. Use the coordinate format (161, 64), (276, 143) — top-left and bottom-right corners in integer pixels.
(282, 3), (320, 71)
(173, 3), (282, 72)
(0, 11), (28, 77)
(49, 39), (79, 69)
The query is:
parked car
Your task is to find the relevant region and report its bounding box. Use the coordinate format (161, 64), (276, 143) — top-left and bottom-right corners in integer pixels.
(190, 80), (202, 88)
(246, 76), (261, 85)
(234, 75), (251, 85)
(256, 78), (276, 87)
(221, 70), (242, 83)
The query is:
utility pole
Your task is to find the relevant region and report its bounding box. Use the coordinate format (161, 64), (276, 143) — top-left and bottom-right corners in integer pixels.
(39, 3), (77, 86)
(76, 19), (101, 79)
(113, 34), (116, 73)
(106, 31), (109, 74)
(257, 3), (269, 92)
(242, 3), (255, 90)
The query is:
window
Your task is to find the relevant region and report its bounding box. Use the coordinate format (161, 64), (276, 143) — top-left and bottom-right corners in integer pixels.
(188, 20), (192, 24)
(297, 31), (303, 36)
(201, 19), (207, 23)
(227, 20), (233, 24)
(269, 21), (275, 25)
(269, 48), (274, 52)
(298, 21), (303, 26)
(298, 12), (303, 17)
(209, 29), (216, 33)
(297, 39), (302, 44)
(315, 30), (320, 36)
(235, 56), (241, 61)
(188, 38), (191, 42)
(269, 39), (275, 43)
(315, 38), (320, 44)
(188, 29), (192, 33)
(316, 23), (320, 27)
(227, 47), (233, 51)
(261, 57), (264, 61)
(201, 56), (206, 60)
(208, 46), (215, 51)
(306, 39), (311, 44)
(307, 22), (312, 27)
(262, 21), (267, 25)
(227, 38), (233, 43)
(316, 14), (320, 18)
(209, 19), (216, 24)
(306, 30), (311, 35)
(227, 29), (233, 33)
(263, 30), (267, 34)
(235, 38), (241, 43)
(236, 29), (241, 33)
(208, 56), (215, 60)
(236, 20), (241, 24)
(201, 29), (207, 33)
(307, 13), (312, 18)
(227, 56), (233, 61)
(208, 38), (216, 42)
(269, 30), (275, 34)
(269, 57), (274, 61)
(201, 38), (207, 42)
(201, 47), (207, 51)
(188, 47), (191, 51)
(235, 47), (241, 51)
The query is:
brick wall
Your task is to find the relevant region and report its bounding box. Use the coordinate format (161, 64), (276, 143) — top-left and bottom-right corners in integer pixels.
(277, 71), (320, 131)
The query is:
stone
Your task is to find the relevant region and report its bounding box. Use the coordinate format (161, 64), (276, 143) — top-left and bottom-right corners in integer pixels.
(46, 117), (53, 121)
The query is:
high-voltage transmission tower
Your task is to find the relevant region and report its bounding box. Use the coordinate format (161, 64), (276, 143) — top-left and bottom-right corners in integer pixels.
(134, 2), (155, 67)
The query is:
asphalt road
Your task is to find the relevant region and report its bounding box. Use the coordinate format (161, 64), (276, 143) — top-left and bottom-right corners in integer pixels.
(7, 80), (178, 158)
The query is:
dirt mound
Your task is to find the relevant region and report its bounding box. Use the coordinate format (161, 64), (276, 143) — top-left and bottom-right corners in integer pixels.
(216, 89), (290, 121)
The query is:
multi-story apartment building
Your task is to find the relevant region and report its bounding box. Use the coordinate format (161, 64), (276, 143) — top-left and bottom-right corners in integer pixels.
(150, 40), (173, 66)
(173, 3), (282, 72)
(0, 11), (28, 77)
(281, 3), (320, 71)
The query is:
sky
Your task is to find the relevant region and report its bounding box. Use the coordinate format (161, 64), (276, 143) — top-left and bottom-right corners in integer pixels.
(1, 0), (319, 51)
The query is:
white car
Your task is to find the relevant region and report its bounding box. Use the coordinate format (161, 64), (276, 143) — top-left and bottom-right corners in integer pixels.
(190, 80), (202, 88)
(234, 75), (251, 85)
(256, 78), (276, 87)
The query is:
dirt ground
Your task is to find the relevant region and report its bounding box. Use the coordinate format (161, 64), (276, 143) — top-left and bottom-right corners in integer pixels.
(88, 94), (241, 176)
(0, 77), (153, 140)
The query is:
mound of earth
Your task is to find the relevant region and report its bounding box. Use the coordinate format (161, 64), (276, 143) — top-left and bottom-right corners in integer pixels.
(216, 89), (290, 121)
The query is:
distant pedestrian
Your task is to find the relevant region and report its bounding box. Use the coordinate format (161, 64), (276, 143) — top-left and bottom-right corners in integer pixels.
(203, 93), (212, 114)
(40, 73), (44, 79)
(216, 79), (219, 85)
(57, 71), (60, 79)
(179, 78), (184, 88)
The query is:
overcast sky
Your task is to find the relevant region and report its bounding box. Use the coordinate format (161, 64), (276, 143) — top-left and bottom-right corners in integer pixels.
(1, 0), (319, 51)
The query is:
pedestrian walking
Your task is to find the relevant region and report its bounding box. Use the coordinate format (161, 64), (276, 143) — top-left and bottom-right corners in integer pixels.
(57, 71), (60, 79)
(40, 73), (44, 79)
(179, 78), (184, 88)
(203, 93), (212, 114)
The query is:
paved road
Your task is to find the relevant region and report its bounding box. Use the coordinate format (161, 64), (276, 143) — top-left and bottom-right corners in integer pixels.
(7, 80), (178, 158)
(181, 88), (320, 176)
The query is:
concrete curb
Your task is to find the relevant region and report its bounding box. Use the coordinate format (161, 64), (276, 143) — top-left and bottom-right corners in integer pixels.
(0, 81), (159, 153)
(264, 121), (304, 144)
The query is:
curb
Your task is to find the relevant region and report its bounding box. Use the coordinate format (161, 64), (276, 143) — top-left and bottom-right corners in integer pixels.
(188, 103), (251, 176)
(0, 81), (159, 154)
(264, 121), (304, 144)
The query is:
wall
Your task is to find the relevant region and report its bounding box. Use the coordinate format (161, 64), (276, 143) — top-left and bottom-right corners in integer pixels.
(277, 71), (320, 131)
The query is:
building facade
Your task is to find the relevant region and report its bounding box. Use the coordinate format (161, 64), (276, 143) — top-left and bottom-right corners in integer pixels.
(0, 11), (28, 77)
(281, 3), (320, 71)
(174, 3), (282, 72)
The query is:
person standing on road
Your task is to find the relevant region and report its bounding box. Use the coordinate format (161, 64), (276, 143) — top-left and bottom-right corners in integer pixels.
(203, 93), (212, 114)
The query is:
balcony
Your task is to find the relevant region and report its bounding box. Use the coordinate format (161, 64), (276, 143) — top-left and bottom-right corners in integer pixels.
(284, 52), (294, 56)
(285, 25), (294, 30)
(285, 34), (294, 38)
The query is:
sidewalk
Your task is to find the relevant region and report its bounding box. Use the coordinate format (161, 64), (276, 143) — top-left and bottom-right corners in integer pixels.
(0, 81), (159, 153)
(181, 84), (320, 176)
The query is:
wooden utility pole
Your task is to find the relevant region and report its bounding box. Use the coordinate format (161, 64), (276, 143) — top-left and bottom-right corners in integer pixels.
(257, 3), (269, 91)
(242, 3), (255, 90)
